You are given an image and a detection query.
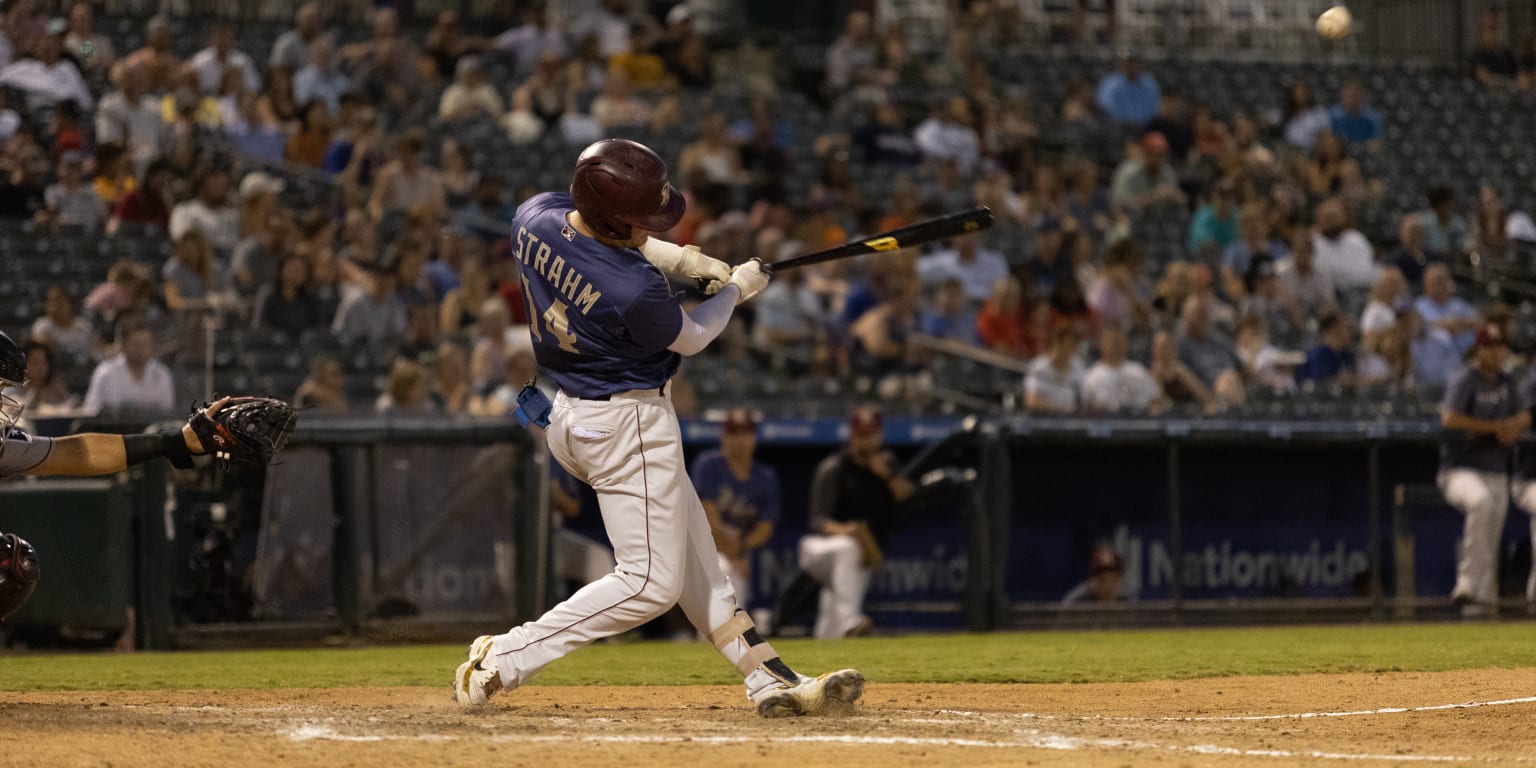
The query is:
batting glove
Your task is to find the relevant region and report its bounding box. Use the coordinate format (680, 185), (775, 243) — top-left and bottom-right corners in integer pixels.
(641, 237), (733, 284)
(727, 258), (770, 304)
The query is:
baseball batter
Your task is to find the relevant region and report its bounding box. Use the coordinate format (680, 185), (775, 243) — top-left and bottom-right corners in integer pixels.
(1438, 323), (1525, 616)
(453, 139), (863, 717)
(0, 330), (294, 622)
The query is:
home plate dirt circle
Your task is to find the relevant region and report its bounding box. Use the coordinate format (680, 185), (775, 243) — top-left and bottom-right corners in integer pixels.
(2, 669), (1534, 767)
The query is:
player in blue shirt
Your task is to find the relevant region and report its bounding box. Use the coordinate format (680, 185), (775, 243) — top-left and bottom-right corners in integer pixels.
(691, 408), (781, 612)
(453, 139), (863, 717)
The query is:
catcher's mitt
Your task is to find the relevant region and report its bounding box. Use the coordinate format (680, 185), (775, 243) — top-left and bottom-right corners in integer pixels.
(188, 396), (297, 466)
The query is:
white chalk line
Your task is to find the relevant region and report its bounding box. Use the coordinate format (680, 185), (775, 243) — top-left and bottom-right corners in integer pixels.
(929, 693), (1536, 723)
(278, 719), (1535, 763)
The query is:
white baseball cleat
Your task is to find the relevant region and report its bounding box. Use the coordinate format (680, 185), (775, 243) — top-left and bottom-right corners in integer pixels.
(452, 635), (503, 707)
(756, 669), (865, 718)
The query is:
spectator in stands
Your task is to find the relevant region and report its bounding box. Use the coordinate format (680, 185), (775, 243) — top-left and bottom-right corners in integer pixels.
(1390, 214), (1443, 288)
(82, 318), (175, 416)
(1024, 324), (1083, 415)
(608, 22), (665, 90)
(1399, 308), (1457, 389)
(342, 7), (421, 110)
(426, 10), (486, 81)
(170, 166), (238, 251)
(919, 278), (981, 345)
(1088, 239), (1149, 331)
(0, 131), (46, 218)
(848, 275), (919, 395)
(493, 4), (568, 80)
(1413, 186), (1472, 258)
(368, 130), (445, 220)
(437, 140), (478, 209)
(591, 72), (650, 131)
(1295, 313), (1357, 388)
(190, 25), (260, 96)
(1329, 80), (1382, 146)
(469, 298), (512, 395)
(332, 263), (406, 347)
(1143, 91), (1193, 162)
(1083, 326), (1163, 415)
(260, 63), (300, 125)
(0, 20), (90, 110)
(1439, 322), (1523, 616)
(64, 1), (114, 77)
(1186, 177), (1241, 257)
(96, 61), (165, 174)
(753, 258), (827, 364)
(1177, 295), (1239, 389)
(84, 260), (152, 331)
(662, 14), (711, 90)
(31, 284), (94, 361)
(1311, 198), (1377, 290)
(824, 10), (878, 94)
(796, 405), (911, 639)
(1239, 259), (1303, 345)
(853, 101), (920, 166)
(376, 357), (435, 415)
(294, 354), (346, 411)
(692, 408), (781, 612)
(439, 55), (501, 122)
(162, 230), (232, 313)
(1149, 329), (1214, 410)
(1274, 81), (1332, 150)
(913, 95), (980, 173)
(1414, 263), (1479, 355)
(917, 236), (1008, 304)
(270, 1), (329, 73)
(1234, 316), (1302, 392)
(1095, 50), (1159, 126)
(39, 150), (101, 228)
(396, 297), (440, 364)
(977, 275), (1035, 359)
(1061, 547), (1135, 606)
(18, 340), (73, 414)
(254, 253), (322, 339)
(501, 86), (544, 145)
(1359, 323), (1413, 388)
(1475, 185), (1533, 256)
(431, 341), (472, 414)
(1360, 267), (1409, 344)
(109, 158), (173, 234)
(120, 16), (180, 94)
(438, 255), (491, 333)
(1221, 205), (1288, 294)
(293, 36), (349, 117)
(1276, 231), (1338, 318)
(1470, 11), (1517, 87)
(285, 100), (333, 168)
(679, 112), (744, 186)
(1519, 32), (1536, 92)
(1109, 131), (1182, 211)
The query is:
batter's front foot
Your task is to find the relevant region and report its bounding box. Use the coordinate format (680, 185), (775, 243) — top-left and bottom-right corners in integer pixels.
(755, 669), (865, 718)
(452, 635), (503, 707)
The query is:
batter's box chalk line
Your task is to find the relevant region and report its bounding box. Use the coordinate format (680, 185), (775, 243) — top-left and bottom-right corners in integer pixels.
(932, 693), (1536, 723)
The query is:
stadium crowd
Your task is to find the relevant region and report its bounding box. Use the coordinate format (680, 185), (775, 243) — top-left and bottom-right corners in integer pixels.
(1, 1), (1533, 424)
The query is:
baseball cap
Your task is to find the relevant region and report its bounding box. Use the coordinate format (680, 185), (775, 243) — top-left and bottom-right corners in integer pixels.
(849, 405), (883, 436)
(238, 171), (285, 201)
(721, 408), (758, 433)
(1089, 547), (1124, 575)
(1475, 322), (1508, 348)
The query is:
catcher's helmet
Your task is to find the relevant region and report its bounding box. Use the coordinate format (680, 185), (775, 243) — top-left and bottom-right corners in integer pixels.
(0, 331), (25, 432)
(0, 531), (39, 621)
(570, 139), (686, 241)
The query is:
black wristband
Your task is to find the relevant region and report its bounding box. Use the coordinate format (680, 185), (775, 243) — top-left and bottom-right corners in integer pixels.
(121, 431), (195, 469)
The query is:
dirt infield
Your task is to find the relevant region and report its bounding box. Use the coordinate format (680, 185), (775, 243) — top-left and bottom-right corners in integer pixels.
(2, 668), (1534, 767)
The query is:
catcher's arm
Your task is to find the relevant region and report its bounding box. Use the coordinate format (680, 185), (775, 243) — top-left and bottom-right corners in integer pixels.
(29, 398), (231, 477)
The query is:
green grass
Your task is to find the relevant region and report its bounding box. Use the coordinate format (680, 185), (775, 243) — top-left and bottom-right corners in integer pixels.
(3, 624), (1534, 692)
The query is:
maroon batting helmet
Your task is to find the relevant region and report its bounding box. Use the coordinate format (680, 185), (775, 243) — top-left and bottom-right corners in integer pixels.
(570, 139), (686, 240)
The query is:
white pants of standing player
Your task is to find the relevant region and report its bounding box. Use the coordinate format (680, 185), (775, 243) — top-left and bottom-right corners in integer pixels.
(1505, 481), (1536, 605)
(1438, 468), (1508, 607)
(798, 533), (871, 639)
(489, 389), (780, 700)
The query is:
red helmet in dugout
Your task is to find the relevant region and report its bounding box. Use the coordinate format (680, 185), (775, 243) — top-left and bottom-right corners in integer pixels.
(570, 138), (687, 240)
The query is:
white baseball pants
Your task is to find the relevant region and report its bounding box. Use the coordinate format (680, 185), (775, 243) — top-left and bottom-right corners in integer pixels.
(1506, 481), (1536, 605)
(489, 389), (779, 699)
(798, 533), (871, 639)
(1438, 468), (1508, 607)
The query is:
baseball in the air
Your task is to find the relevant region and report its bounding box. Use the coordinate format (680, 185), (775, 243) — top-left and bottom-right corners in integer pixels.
(1317, 6), (1352, 40)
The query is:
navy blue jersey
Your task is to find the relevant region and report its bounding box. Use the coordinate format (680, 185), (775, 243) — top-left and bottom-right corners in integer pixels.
(511, 192), (683, 398)
(690, 449), (781, 534)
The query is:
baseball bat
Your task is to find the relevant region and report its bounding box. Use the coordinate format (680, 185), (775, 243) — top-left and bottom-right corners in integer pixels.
(771, 206), (995, 272)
